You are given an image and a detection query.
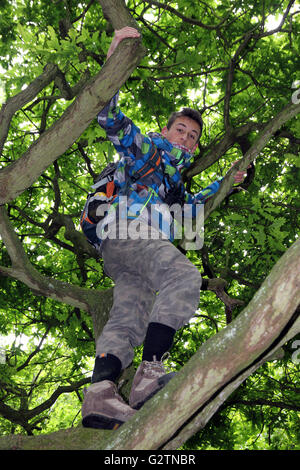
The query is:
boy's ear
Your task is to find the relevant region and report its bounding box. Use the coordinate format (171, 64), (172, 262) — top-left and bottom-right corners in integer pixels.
(161, 126), (168, 137)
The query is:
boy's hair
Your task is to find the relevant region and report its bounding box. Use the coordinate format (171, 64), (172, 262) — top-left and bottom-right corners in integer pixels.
(167, 108), (203, 141)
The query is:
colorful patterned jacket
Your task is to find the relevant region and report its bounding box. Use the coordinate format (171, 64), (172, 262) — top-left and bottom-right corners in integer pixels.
(94, 92), (223, 245)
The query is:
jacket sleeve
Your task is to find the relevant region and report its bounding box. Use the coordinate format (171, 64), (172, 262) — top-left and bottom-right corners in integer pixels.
(185, 178), (223, 204)
(184, 177), (223, 217)
(194, 177), (224, 203)
(97, 91), (151, 161)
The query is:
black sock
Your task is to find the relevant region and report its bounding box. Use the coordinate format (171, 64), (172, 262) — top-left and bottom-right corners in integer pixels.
(142, 322), (176, 362)
(91, 353), (122, 383)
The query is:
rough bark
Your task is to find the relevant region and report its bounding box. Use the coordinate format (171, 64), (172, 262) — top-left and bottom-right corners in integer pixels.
(0, 237), (299, 450)
(98, 0), (141, 30)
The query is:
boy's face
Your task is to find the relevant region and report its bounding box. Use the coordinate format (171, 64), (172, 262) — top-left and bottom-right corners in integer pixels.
(161, 116), (201, 153)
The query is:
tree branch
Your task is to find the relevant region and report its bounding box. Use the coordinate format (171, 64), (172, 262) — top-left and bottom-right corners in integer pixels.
(98, 0), (142, 30)
(204, 99), (300, 220)
(104, 237), (300, 450)
(0, 206), (112, 330)
(224, 30), (255, 130)
(0, 377), (90, 430)
(143, 0), (229, 30)
(225, 398), (300, 412)
(162, 314), (299, 450)
(16, 326), (51, 373)
(0, 64), (59, 156)
(0, 0), (146, 204)
(186, 121), (261, 178)
(1, 236), (299, 449)
(258, 0), (296, 38)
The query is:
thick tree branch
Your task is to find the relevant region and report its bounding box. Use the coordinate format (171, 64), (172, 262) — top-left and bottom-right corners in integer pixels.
(162, 314), (299, 450)
(103, 237), (300, 450)
(98, 0), (141, 30)
(0, 206), (112, 331)
(0, 0), (146, 205)
(43, 212), (98, 259)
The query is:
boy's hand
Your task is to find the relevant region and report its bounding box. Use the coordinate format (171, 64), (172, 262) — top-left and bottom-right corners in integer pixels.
(107, 27), (141, 59)
(230, 160), (250, 184)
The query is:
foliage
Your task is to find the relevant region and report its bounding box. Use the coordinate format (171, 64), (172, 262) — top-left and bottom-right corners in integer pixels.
(0, 0), (299, 449)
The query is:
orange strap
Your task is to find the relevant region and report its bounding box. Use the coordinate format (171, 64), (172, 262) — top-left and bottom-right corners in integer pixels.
(106, 180), (115, 198)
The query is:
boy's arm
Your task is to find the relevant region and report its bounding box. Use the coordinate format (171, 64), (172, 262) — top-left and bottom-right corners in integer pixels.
(97, 27), (150, 160)
(185, 178), (224, 207)
(185, 161), (248, 210)
(182, 178), (224, 220)
(194, 178), (224, 204)
(97, 90), (151, 161)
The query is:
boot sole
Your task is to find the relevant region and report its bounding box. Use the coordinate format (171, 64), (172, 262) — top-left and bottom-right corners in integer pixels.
(133, 372), (176, 410)
(82, 413), (124, 430)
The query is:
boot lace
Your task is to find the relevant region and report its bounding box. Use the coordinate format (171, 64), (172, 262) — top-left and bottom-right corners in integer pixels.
(143, 352), (172, 377)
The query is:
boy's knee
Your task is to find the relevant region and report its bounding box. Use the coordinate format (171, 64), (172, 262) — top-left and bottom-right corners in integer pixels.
(172, 252), (202, 285)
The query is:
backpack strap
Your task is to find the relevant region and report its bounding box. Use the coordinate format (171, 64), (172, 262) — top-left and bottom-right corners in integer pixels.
(90, 145), (161, 197)
(91, 162), (117, 191)
(128, 145), (161, 184)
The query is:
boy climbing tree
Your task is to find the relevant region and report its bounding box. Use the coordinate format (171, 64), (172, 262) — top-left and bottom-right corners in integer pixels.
(81, 27), (247, 430)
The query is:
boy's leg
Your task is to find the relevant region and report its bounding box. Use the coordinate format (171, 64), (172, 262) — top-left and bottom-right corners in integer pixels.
(94, 270), (155, 371)
(82, 274), (154, 429)
(100, 235), (201, 409)
(129, 321), (177, 409)
(82, 240), (156, 429)
(102, 236), (202, 333)
(83, 235), (202, 424)
(142, 322), (176, 362)
(81, 380), (136, 430)
(131, 236), (202, 408)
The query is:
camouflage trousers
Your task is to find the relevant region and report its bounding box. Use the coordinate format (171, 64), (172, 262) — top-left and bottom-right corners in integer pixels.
(96, 233), (202, 369)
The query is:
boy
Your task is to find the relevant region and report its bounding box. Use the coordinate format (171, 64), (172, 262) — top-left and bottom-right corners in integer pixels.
(81, 27), (246, 430)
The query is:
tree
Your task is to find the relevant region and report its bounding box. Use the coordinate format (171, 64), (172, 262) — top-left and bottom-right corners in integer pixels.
(0, 0), (299, 450)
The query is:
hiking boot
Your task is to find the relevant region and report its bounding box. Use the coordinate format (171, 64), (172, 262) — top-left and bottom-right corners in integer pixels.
(129, 357), (176, 410)
(81, 380), (136, 430)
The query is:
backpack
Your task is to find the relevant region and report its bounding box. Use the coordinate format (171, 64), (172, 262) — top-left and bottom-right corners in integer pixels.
(82, 162), (118, 226)
(80, 145), (161, 247)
